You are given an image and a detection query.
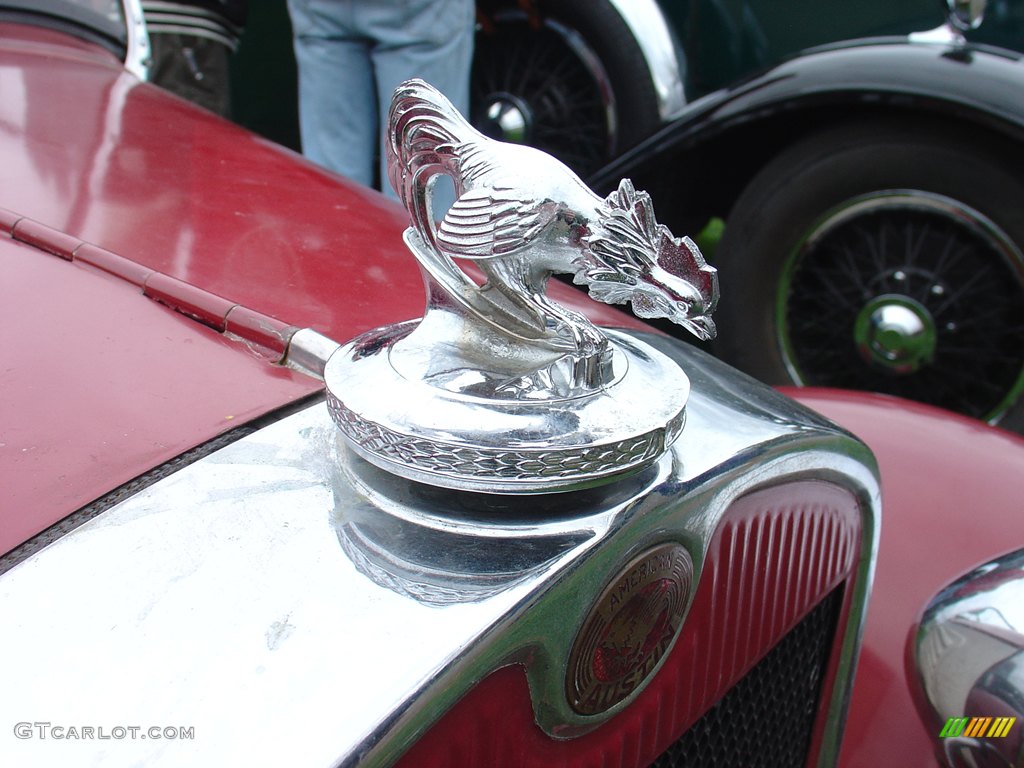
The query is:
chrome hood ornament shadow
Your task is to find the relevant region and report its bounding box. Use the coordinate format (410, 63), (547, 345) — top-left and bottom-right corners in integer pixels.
(325, 79), (718, 493)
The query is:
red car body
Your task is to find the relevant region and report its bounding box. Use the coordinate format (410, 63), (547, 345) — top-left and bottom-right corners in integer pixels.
(2, 15), (1022, 768)
(791, 390), (1024, 767)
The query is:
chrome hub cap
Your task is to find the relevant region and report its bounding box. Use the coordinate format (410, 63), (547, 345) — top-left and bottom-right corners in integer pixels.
(854, 295), (937, 373)
(480, 93), (532, 144)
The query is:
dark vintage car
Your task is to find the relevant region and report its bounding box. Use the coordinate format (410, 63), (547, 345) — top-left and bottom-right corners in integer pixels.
(472, 0), (1024, 434)
(473, 0), (1024, 174)
(1, 3), (1023, 768)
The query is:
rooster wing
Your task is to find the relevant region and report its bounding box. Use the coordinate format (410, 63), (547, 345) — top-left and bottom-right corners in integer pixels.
(436, 187), (561, 259)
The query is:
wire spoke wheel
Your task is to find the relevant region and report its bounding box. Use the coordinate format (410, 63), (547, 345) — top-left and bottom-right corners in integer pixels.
(473, 13), (614, 176)
(780, 192), (1024, 421)
(472, 0), (660, 179)
(714, 121), (1024, 431)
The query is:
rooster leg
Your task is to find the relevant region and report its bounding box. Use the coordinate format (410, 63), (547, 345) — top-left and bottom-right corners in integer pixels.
(528, 293), (613, 389)
(490, 258), (604, 350)
(527, 292), (601, 353)
(478, 260), (611, 386)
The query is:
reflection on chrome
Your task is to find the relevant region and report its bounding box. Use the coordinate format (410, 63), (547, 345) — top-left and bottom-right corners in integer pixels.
(911, 549), (1024, 767)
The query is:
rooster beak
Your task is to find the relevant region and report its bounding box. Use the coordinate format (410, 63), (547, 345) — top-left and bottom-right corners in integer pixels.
(680, 316), (717, 342)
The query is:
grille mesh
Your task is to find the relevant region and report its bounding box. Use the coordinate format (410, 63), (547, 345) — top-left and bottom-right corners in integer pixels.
(650, 588), (842, 768)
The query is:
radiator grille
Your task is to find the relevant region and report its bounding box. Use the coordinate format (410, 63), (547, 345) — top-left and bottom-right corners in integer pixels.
(650, 588), (842, 768)
(391, 483), (861, 768)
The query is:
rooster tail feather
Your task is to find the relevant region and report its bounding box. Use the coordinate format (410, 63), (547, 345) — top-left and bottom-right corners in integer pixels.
(386, 79), (475, 247)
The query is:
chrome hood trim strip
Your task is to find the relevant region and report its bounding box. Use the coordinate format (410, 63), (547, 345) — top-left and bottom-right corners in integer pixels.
(0, 334), (879, 767)
(123, 0), (150, 80)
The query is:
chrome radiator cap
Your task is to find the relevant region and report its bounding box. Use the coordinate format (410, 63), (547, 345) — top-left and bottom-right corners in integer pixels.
(325, 80), (718, 493)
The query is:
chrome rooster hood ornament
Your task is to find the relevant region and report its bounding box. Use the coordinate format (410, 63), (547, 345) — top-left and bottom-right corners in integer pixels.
(325, 80), (718, 493)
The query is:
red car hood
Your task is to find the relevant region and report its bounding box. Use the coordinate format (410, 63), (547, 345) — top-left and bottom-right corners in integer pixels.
(787, 388), (1024, 768)
(0, 233), (320, 557)
(0, 23), (420, 338)
(0, 24), (423, 557)
(0, 23), (645, 557)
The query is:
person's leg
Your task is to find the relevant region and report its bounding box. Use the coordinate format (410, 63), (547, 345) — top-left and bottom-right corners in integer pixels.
(288, 0), (377, 186)
(367, 0), (475, 199)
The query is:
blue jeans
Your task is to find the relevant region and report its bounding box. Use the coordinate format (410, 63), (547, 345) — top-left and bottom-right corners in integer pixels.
(288, 0), (474, 197)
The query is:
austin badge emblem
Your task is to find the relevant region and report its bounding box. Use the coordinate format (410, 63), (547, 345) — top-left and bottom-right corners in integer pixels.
(567, 544), (694, 715)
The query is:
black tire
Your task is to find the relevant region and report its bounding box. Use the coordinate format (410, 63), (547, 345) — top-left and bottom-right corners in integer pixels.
(715, 120), (1024, 431)
(472, 0), (661, 178)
